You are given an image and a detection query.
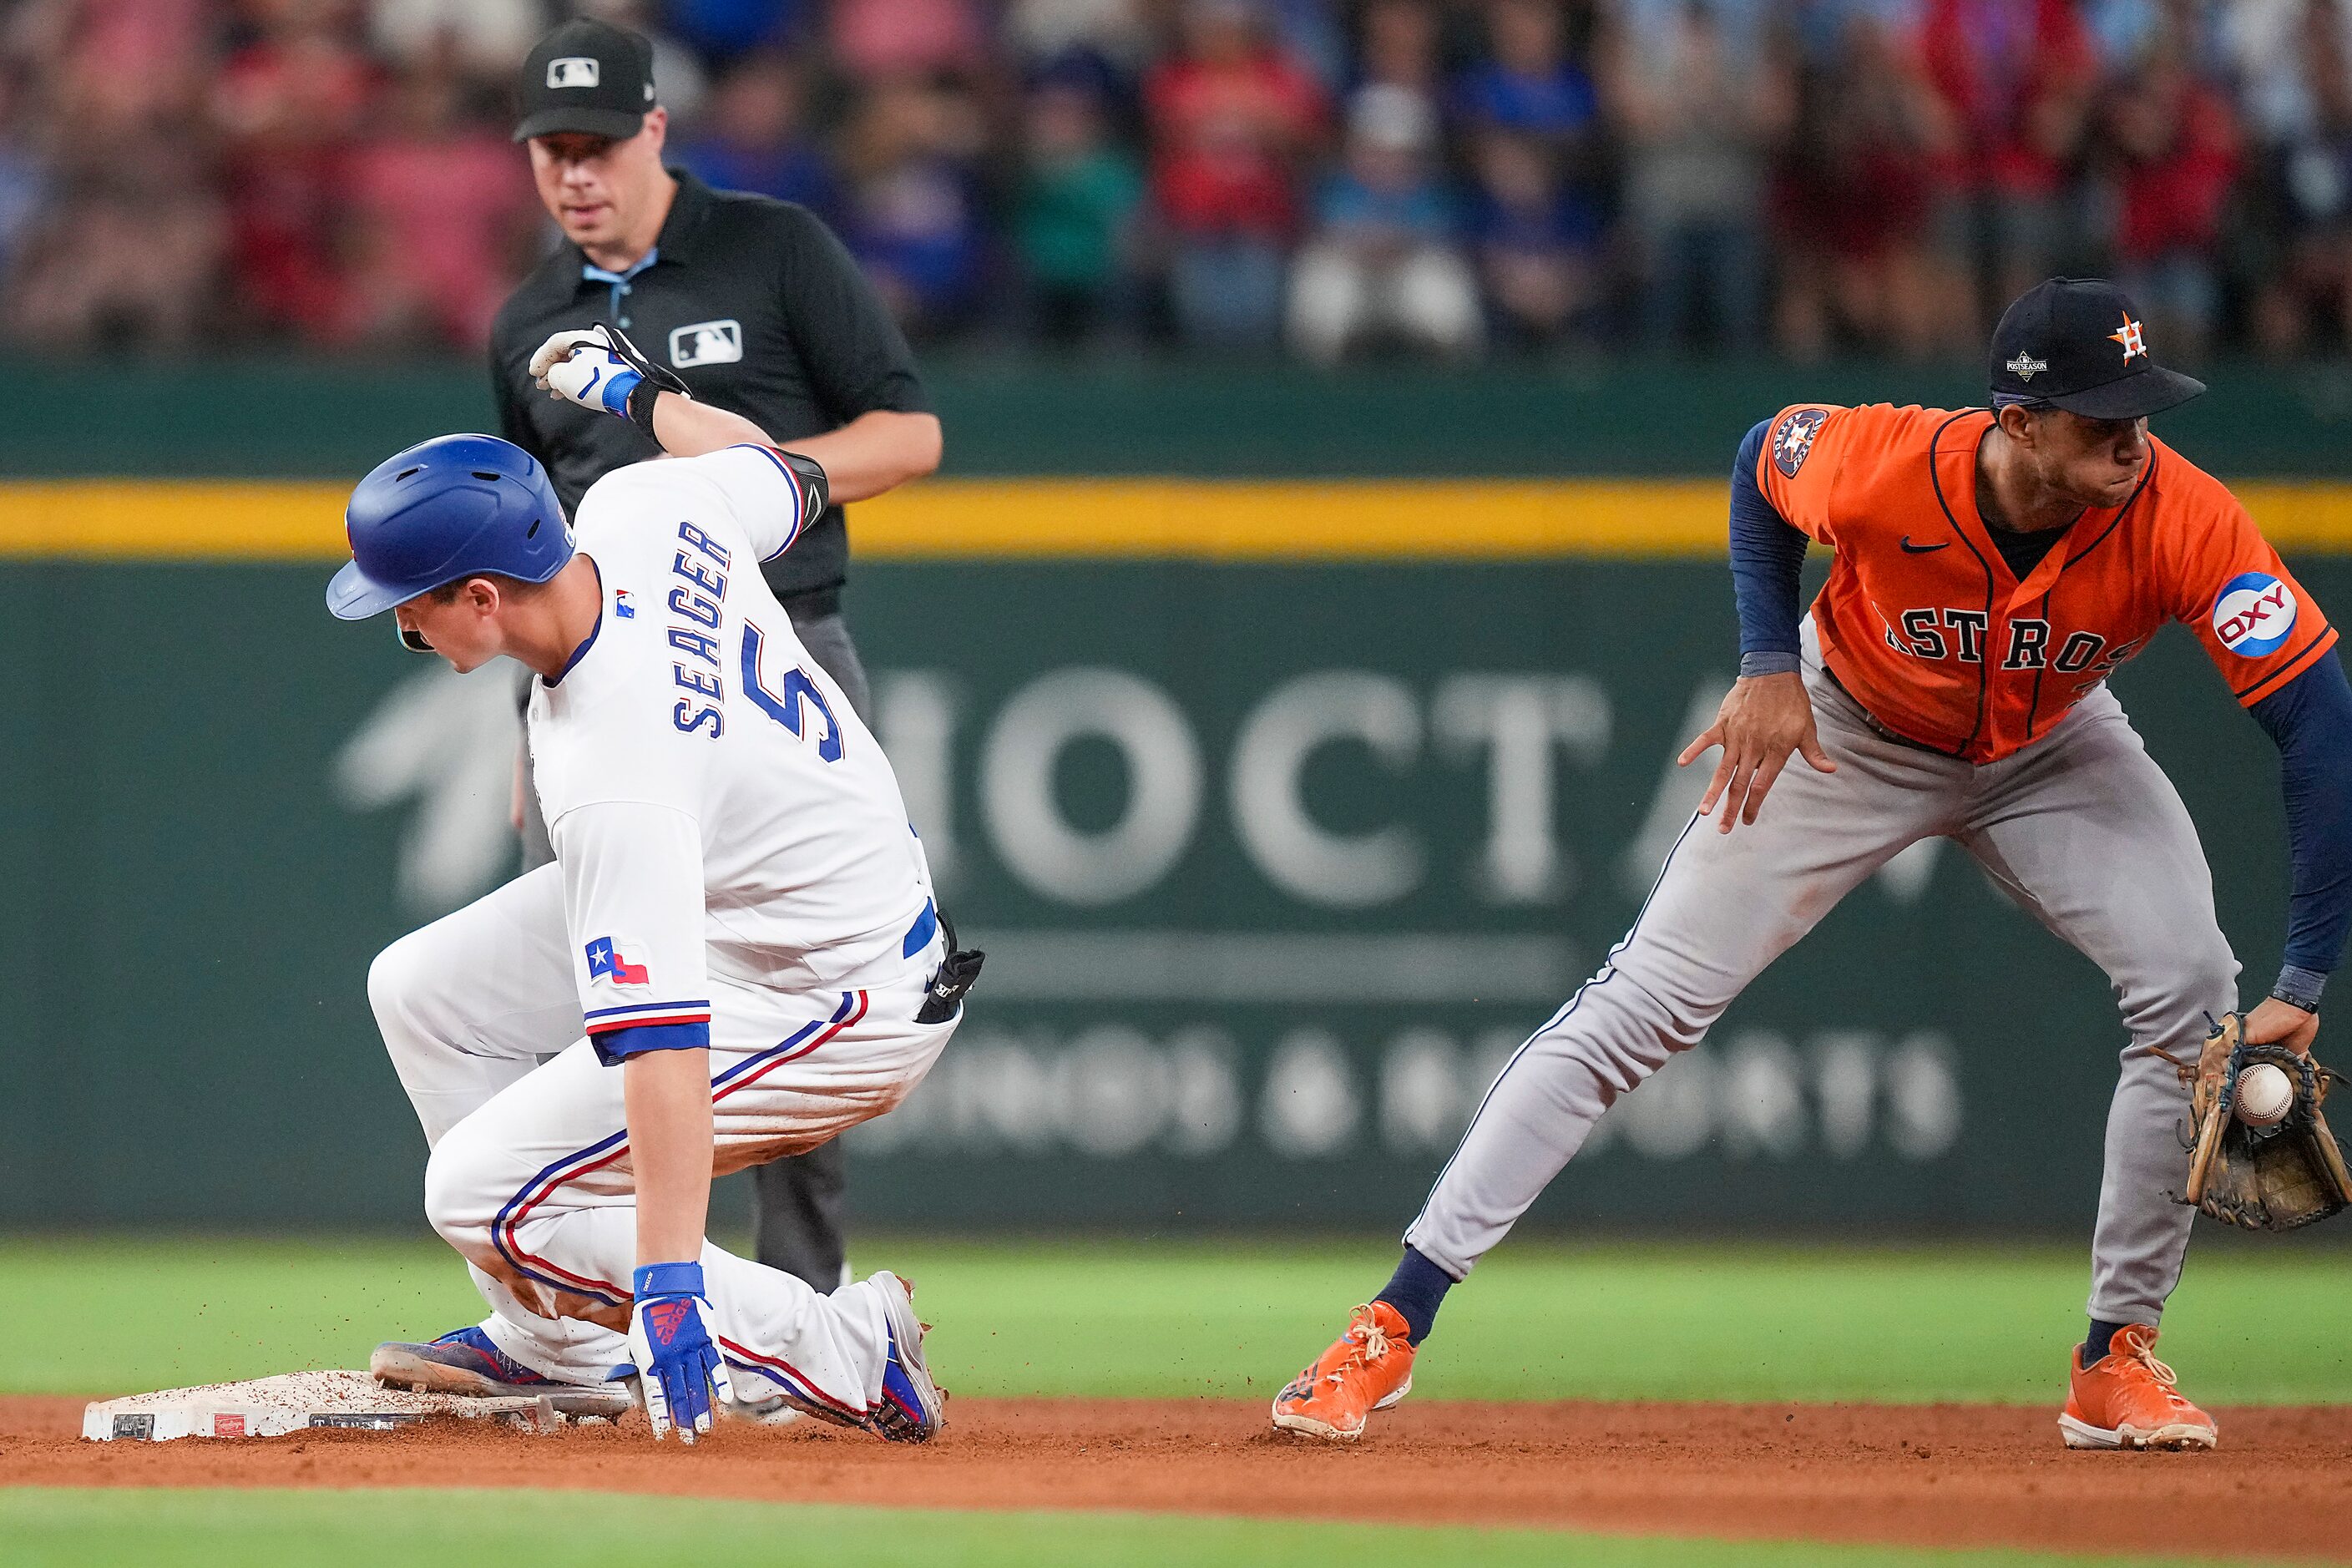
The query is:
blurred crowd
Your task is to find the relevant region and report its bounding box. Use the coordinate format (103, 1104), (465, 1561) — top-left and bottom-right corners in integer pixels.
(8, 0), (2352, 363)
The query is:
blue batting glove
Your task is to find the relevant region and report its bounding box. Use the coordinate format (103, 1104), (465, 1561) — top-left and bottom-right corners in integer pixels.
(611, 1261), (732, 1442)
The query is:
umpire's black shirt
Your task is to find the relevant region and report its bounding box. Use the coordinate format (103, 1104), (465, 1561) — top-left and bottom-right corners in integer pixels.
(490, 169), (929, 617)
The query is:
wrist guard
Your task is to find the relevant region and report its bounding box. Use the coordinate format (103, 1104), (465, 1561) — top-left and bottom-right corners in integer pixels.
(596, 320), (691, 443)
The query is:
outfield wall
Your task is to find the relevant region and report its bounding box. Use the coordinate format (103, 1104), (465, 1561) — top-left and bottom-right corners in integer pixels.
(8, 363), (2349, 1232)
(13, 357), (2352, 478)
(7, 516), (2344, 1229)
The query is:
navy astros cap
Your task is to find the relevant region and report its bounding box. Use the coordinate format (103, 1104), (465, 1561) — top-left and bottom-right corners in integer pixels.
(513, 19), (657, 144)
(1988, 278), (2206, 420)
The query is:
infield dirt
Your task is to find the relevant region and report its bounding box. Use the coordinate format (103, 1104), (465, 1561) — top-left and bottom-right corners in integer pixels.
(4, 1395), (2348, 1560)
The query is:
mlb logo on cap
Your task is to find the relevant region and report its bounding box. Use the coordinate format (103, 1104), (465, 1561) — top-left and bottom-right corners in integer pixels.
(513, 19), (659, 143)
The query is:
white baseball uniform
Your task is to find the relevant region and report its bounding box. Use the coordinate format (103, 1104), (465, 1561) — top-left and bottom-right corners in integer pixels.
(368, 444), (959, 1419)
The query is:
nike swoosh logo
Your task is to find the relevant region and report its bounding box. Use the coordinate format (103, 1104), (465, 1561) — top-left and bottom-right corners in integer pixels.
(1900, 537), (1949, 554)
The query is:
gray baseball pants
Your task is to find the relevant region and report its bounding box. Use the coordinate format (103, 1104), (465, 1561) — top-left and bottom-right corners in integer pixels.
(517, 604), (873, 1294)
(1407, 634), (2233, 1326)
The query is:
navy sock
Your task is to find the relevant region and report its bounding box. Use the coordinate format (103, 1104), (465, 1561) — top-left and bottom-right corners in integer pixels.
(2082, 1318), (2129, 1364)
(1374, 1246), (1456, 1345)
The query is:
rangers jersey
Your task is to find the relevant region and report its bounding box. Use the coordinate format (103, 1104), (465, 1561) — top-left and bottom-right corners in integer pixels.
(1755, 403), (2338, 762)
(527, 444), (936, 1052)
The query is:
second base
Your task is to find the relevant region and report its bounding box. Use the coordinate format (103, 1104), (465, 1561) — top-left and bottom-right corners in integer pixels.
(82, 1368), (632, 1441)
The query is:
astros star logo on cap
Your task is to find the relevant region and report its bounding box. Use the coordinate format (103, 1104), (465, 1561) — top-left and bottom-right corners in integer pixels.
(2109, 313), (2147, 362)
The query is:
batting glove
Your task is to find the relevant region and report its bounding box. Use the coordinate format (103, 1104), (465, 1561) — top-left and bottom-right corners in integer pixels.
(534, 322), (694, 438)
(612, 1261), (733, 1443)
(529, 326), (609, 387)
(535, 326), (641, 417)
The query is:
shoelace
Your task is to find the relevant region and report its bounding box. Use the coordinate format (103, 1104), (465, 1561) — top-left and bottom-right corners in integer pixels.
(1324, 1306), (1392, 1386)
(2115, 1332), (2191, 1407)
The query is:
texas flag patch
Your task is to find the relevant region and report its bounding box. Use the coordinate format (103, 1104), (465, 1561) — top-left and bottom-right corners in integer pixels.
(584, 936), (650, 987)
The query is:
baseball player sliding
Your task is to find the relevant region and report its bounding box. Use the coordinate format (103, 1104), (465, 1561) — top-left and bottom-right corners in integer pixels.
(1272, 279), (2352, 1451)
(327, 325), (979, 1443)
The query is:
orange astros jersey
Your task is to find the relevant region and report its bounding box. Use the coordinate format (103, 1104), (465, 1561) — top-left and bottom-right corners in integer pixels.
(1755, 403), (2338, 762)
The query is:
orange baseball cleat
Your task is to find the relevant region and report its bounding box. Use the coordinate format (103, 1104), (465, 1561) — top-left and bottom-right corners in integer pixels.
(2058, 1323), (2218, 1450)
(1270, 1301), (1416, 1442)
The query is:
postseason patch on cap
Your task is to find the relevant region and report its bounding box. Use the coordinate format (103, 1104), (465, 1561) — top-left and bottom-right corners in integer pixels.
(1772, 407), (1828, 478)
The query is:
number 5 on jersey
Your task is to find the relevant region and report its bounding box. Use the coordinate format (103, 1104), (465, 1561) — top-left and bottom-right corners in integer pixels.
(742, 621), (843, 761)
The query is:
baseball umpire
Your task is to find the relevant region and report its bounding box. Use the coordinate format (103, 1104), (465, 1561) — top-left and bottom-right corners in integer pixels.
(1268, 277), (2352, 1450)
(490, 18), (941, 1295)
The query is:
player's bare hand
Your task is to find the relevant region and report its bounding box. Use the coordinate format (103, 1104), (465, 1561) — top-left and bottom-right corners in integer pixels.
(2243, 995), (2319, 1056)
(1677, 671), (1836, 833)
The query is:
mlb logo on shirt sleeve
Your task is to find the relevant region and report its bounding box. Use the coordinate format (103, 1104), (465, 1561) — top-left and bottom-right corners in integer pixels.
(2211, 572), (2298, 656)
(670, 320), (743, 368)
(584, 936), (650, 988)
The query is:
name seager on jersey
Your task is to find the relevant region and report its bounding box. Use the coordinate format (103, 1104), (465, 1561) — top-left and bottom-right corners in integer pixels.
(527, 444), (935, 1049)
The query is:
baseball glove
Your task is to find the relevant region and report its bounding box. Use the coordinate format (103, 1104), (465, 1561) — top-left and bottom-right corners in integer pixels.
(2176, 1013), (2352, 1231)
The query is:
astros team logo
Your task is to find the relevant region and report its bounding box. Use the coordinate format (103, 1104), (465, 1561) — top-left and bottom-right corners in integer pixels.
(2110, 313), (2147, 362)
(585, 935), (650, 988)
(1773, 407), (1828, 478)
(2211, 572), (2298, 655)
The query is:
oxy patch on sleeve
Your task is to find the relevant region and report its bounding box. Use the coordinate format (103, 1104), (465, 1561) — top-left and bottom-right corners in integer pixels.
(2213, 572), (2299, 657)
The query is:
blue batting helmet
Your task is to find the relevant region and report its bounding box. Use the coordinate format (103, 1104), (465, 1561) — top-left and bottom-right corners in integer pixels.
(326, 433), (571, 620)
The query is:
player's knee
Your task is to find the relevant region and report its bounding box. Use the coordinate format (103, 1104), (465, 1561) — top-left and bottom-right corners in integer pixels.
(2188, 948), (2238, 1008)
(422, 1125), (495, 1257)
(2173, 943), (2236, 1005)
(1495, 1024), (1678, 1130)
(366, 933), (432, 1035)
(2125, 943), (2238, 1034)
(1524, 971), (1702, 1079)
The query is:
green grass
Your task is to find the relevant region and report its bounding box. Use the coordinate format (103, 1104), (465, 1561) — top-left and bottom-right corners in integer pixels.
(3, 1232), (2349, 1404)
(0, 1490), (2296, 1568)
(8, 1242), (2344, 1567)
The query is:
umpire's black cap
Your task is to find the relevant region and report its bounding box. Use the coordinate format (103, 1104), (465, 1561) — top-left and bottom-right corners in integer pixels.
(513, 19), (658, 143)
(1987, 278), (2206, 420)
